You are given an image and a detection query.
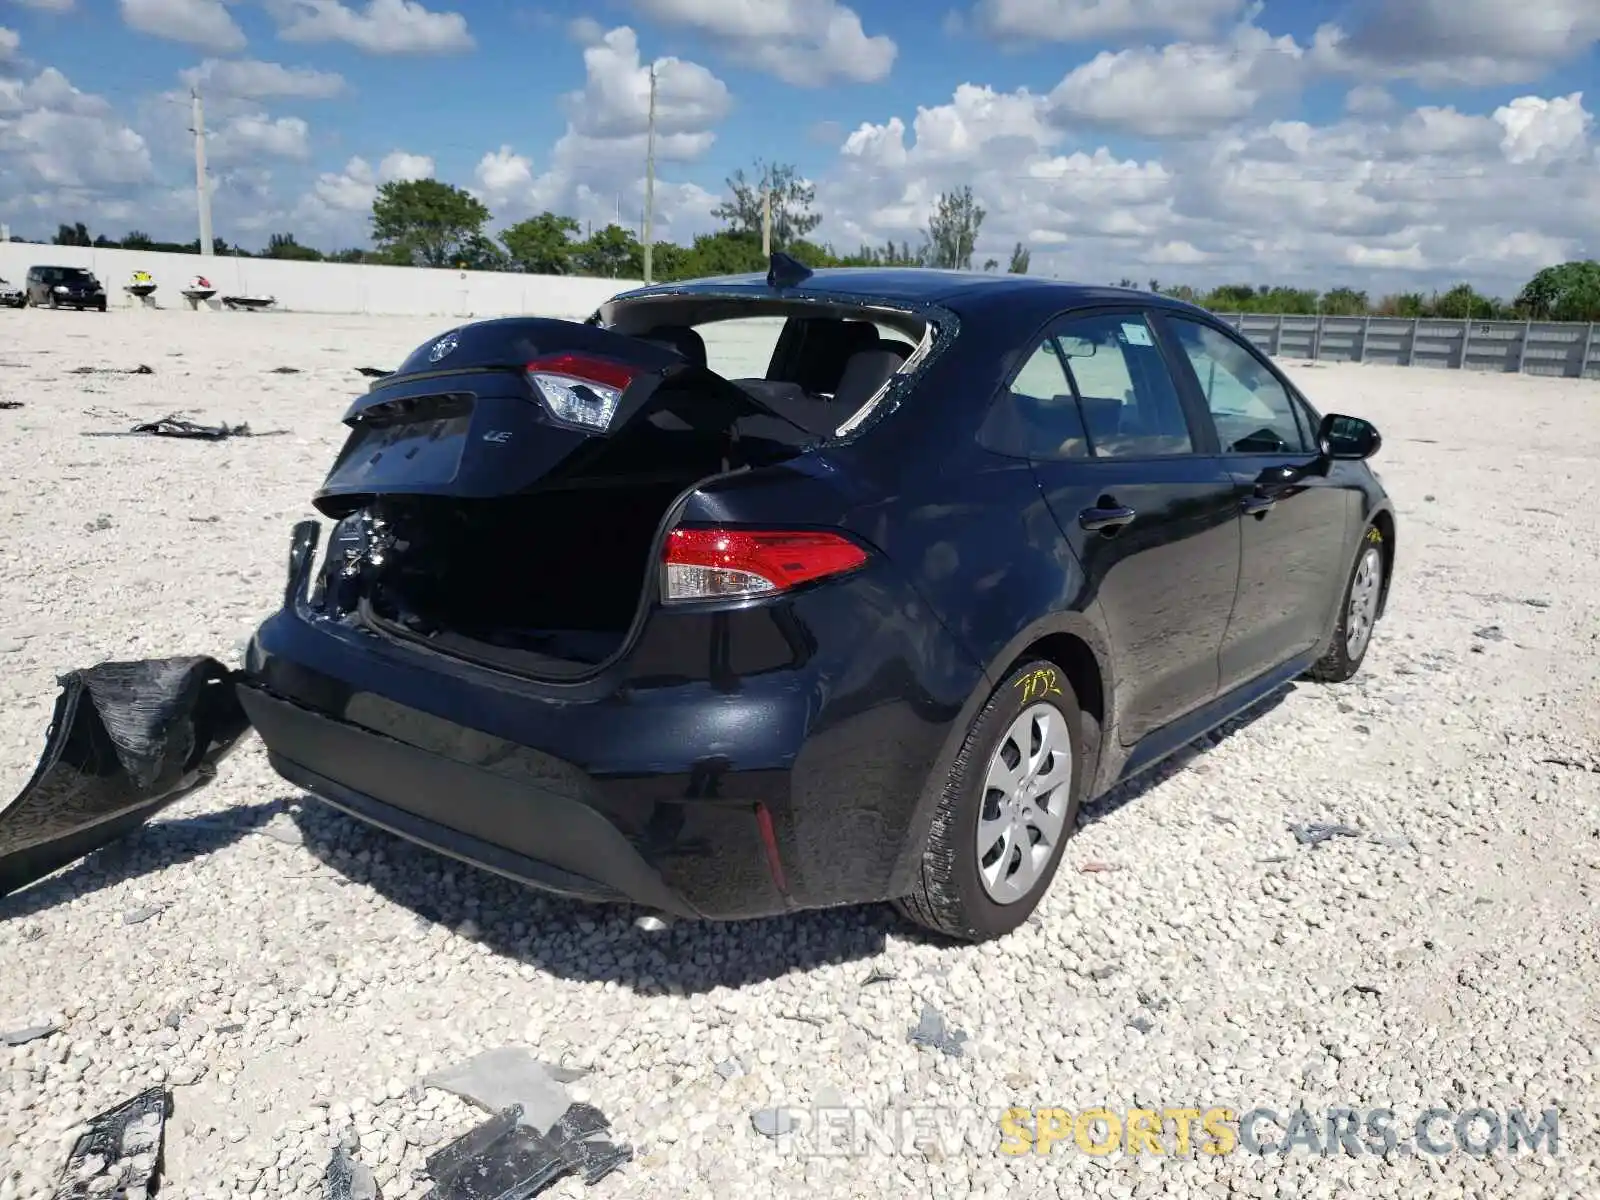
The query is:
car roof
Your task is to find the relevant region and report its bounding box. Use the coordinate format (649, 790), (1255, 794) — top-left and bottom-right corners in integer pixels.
(610, 267), (1204, 319)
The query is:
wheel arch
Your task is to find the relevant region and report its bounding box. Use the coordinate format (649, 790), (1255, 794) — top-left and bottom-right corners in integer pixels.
(1367, 502), (1396, 619)
(887, 607), (1117, 897)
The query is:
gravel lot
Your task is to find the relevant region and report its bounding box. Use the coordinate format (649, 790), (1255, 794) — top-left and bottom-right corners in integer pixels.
(1, 308), (1597, 1199)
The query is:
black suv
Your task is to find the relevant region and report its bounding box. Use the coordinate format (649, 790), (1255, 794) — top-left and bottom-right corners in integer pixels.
(26, 265), (107, 311)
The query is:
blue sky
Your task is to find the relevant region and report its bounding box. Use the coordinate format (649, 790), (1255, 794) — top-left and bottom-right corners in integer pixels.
(1, 0), (1596, 294)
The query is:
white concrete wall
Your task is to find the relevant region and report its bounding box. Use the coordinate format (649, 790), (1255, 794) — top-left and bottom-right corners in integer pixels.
(0, 242), (642, 319)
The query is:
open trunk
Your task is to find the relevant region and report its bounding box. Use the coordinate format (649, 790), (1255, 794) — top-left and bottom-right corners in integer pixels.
(309, 314), (868, 679)
(352, 475), (723, 675)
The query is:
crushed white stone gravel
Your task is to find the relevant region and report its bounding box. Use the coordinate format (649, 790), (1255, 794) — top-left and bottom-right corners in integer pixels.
(1, 308), (1597, 1199)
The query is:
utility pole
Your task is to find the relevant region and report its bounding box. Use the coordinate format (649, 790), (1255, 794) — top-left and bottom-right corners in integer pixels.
(190, 89), (214, 257)
(760, 165), (772, 257)
(642, 63), (657, 284)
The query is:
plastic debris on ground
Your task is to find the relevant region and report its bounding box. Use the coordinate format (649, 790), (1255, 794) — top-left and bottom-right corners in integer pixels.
(908, 1003), (968, 1058)
(131, 415), (255, 440)
(0, 656), (251, 899)
(421, 1103), (631, 1199)
(324, 1145), (380, 1200)
(1288, 821), (1362, 847)
(750, 1108), (796, 1139)
(1, 1022), (58, 1046)
(355, 366), (392, 378)
(50, 1086), (168, 1200)
(422, 1047), (585, 1136)
(0, 400), (22, 410)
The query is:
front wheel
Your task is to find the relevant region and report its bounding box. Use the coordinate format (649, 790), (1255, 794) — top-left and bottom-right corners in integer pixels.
(1307, 524), (1385, 683)
(894, 659), (1086, 941)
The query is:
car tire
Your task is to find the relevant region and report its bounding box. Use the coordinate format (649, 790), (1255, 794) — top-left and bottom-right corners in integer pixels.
(894, 658), (1086, 942)
(1307, 523), (1385, 684)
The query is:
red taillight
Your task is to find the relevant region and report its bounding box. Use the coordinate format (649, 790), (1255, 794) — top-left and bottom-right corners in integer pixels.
(661, 527), (869, 602)
(525, 353), (641, 432)
(525, 353), (639, 391)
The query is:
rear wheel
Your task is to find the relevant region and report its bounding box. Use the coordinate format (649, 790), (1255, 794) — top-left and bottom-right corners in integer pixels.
(1307, 523), (1384, 683)
(895, 658), (1085, 942)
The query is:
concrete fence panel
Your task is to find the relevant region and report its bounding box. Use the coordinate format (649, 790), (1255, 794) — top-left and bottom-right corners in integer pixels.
(1218, 313), (1599, 380)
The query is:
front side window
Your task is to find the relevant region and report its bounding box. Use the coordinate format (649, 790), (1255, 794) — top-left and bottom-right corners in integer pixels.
(1165, 317), (1310, 454)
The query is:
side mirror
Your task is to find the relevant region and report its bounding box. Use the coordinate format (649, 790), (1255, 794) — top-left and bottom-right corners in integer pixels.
(1318, 413), (1381, 461)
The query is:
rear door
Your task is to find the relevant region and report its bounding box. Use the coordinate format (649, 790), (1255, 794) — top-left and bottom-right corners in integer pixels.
(1154, 313), (1355, 691)
(1014, 307), (1241, 746)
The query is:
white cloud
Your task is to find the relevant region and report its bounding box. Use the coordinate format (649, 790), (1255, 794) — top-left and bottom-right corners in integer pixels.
(268, 0), (473, 55)
(118, 0), (246, 53)
(289, 150), (434, 238)
(972, 0), (1248, 43)
(1344, 84), (1394, 117)
(464, 26), (730, 243)
(562, 25), (730, 149)
(208, 112), (310, 161)
(631, 0), (896, 85)
(180, 58), (347, 100)
(0, 67), (153, 208)
(0, 27), (19, 60)
(815, 80), (1600, 296)
(1047, 22), (1308, 136)
(1494, 92), (1592, 165)
(1310, 0), (1600, 87)
(379, 150), (434, 181)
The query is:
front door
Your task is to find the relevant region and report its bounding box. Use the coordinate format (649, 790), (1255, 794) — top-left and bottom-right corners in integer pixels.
(1013, 308), (1242, 746)
(1155, 314), (1355, 692)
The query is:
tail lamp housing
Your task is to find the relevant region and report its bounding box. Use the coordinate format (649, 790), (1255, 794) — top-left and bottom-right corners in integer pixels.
(661, 527), (870, 603)
(526, 353), (641, 432)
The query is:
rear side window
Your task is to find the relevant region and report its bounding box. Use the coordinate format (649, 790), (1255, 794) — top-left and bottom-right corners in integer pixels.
(1057, 313), (1194, 458)
(978, 336), (1090, 459)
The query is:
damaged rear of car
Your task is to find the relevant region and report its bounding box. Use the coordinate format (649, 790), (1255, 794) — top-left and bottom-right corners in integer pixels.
(236, 270), (982, 921)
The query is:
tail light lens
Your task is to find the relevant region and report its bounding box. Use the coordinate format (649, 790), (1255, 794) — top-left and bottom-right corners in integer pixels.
(526, 353), (640, 432)
(662, 528), (869, 602)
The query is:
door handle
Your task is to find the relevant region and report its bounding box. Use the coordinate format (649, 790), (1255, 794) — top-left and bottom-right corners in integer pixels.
(1241, 493), (1276, 516)
(1078, 504), (1137, 532)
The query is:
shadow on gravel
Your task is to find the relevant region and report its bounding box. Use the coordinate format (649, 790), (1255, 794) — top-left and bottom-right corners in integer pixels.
(266, 686), (1300, 989)
(0, 799), (287, 922)
(287, 800), (892, 996)
(1076, 686), (1294, 829)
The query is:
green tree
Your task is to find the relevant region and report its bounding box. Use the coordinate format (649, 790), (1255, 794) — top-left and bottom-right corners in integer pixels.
(265, 232), (323, 261)
(711, 161), (821, 249)
(53, 222), (91, 246)
(1319, 286), (1369, 316)
(572, 224), (641, 278)
(1516, 260), (1600, 322)
(1008, 243), (1031, 274)
(500, 213), (580, 274)
(925, 187), (984, 270)
(371, 178), (491, 268)
(122, 230), (155, 250)
(458, 232), (509, 272)
(1429, 283), (1495, 320)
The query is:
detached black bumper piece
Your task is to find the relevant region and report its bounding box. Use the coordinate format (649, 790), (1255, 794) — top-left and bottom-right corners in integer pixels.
(0, 657), (250, 899)
(234, 681), (703, 919)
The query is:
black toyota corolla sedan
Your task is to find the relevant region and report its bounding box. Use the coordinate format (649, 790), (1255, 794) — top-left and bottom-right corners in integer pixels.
(232, 258), (1395, 941)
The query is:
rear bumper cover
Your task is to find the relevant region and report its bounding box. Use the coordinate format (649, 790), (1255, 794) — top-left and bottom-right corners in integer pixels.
(237, 681), (701, 917)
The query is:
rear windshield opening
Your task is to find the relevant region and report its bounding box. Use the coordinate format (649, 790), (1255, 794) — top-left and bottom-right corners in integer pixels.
(599, 296), (934, 440)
